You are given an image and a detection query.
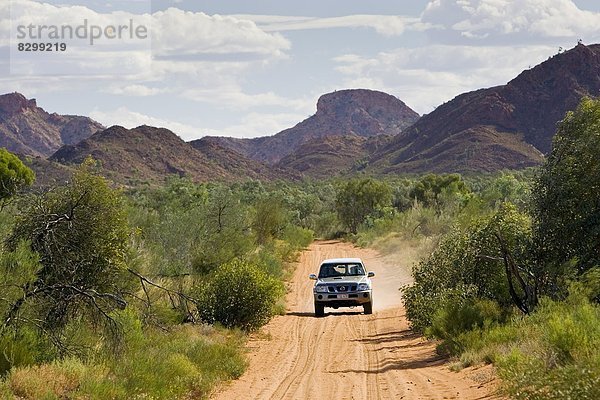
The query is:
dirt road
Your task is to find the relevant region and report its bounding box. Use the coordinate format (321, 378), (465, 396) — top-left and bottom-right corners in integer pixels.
(212, 240), (498, 400)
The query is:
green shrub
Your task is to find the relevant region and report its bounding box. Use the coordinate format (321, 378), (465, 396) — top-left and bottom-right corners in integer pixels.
(448, 289), (600, 400)
(1, 313), (246, 400)
(403, 203), (532, 332)
(280, 225), (313, 251)
(6, 357), (101, 400)
(0, 327), (55, 375)
(197, 259), (285, 331)
(0, 148), (34, 204)
(427, 297), (504, 355)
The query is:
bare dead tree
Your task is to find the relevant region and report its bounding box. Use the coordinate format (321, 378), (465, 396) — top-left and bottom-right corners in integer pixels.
(495, 231), (538, 314)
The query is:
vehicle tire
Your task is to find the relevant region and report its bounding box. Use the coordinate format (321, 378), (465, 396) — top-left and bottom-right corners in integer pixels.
(363, 301), (373, 315)
(315, 302), (325, 317)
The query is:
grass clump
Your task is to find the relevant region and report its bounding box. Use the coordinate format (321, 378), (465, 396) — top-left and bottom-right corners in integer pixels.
(2, 321), (246, 400)
(436, 288), (600, 400)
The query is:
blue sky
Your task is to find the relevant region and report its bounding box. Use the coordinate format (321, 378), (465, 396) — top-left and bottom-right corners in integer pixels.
(1, 0), (599, 140)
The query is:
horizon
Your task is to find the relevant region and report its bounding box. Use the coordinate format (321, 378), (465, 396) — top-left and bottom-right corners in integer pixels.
(1, 0), (599, 141)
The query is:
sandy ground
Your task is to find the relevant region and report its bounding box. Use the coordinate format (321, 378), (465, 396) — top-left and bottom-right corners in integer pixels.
(211, 240), (500, 400)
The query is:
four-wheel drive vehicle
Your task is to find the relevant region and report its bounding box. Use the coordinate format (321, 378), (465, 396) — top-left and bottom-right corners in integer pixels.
(309, 258), (374, 317)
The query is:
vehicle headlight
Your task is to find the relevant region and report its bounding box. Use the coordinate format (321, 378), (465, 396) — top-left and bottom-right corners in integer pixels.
(358, 283), (370, 291)
(315, 285), (328, 293)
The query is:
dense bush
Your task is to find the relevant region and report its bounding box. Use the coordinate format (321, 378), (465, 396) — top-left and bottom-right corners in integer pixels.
(403, 203), (532, 332)
(2, 320), (246, 400)
(427, 297), (505, 355)
(0, 148), (34, 205)
(197, 259), (285, 331)
(532, 97), (600, 281)
(4, 159), (132, 337)
(399, 98), (600, 399)
(452, 289), (600, 400)
(336, 178), (392, 233)
(409, 173), (471, 210)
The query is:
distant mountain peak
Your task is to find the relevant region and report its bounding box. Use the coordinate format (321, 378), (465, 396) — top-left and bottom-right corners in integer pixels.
(367, 43), (600, 174)
(0, 92), (38, 118)
(205, 88), (420, 164)
(50, 124), (298, 185)
(0, 92), (104, 157)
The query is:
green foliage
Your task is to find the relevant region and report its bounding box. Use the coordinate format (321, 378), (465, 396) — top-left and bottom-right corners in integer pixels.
(253, 194), (287, 245)
(427, 297), (505, 356)
(5, 158), (132, 334)
(103, 311), (246, 399)
(532, 97), (600, 276)
(0, 148), (34, 204)
(2, 318), (246, 400)
(458, 290), (600, 400)
(403, 203), (532, 332)
(280, 224), (314, 252)
(478, 172), (532, 209)
(197, 259), (284, 331)
(336, 178), (392, 233)
(409, 173), (471, 210)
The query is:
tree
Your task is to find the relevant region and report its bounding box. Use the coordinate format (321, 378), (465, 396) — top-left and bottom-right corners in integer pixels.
(0, 148), (34, 207)
(409, 173), (470, 210)
(532, 97), (600, 282)
(336, 178), (392, 234)
(403, 203), (533, 331)
(253, 193), (286, 245)
(4, 158), (132, 337)
(192, 185), (253, 274)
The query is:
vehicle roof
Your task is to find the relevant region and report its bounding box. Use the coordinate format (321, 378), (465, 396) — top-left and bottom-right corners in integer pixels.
(320, 258), (363, 264)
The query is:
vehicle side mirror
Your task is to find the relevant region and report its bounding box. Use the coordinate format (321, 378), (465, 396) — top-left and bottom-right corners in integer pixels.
(309, 274), (317, 280)
(367, 271), (375, 278)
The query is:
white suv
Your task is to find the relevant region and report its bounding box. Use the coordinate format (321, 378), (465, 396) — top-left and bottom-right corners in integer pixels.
(309, 258), (374, 317)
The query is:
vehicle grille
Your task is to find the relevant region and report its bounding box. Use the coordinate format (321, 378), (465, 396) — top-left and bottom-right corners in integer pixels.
(327, 285), (358, 293)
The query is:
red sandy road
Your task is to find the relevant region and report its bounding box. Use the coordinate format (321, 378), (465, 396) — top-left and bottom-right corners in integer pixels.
(212, 240), (499, 400)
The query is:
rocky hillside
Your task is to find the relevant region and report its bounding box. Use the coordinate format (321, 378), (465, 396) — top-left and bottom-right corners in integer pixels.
(50, 125), (291, 185)
(0, 92), (104, 157)
(19, 156), (76, 188)
(276, 135), (391, 178)
(206, 89), (419, 164)
(368, 43), (600, 173)
(188, 138), (300, 181)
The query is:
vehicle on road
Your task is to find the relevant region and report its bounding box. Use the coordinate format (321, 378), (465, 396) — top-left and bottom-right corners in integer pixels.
(309, 258), (374, 317)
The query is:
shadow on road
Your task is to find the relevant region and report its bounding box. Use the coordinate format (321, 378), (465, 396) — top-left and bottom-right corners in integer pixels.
(286, 311), (364, 318)
(329, 353), (446, 374)
(355, 328), (421, 344)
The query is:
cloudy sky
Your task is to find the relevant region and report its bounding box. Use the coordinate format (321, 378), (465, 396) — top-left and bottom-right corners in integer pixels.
(1, 0), (599, 140)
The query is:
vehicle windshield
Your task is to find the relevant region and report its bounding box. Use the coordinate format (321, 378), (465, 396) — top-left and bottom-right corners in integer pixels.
(318, 263), (365, 278)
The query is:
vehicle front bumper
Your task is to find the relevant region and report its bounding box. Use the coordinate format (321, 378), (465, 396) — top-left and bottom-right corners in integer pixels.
(313, 290), (372, 307)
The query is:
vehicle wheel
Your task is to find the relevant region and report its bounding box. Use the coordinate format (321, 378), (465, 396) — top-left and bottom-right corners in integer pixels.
(314, 302), (325, 317)
(363, 302), (373, 315)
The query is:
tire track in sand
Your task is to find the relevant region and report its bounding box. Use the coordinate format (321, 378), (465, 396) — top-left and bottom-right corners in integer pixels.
(212, 240), (500, 400)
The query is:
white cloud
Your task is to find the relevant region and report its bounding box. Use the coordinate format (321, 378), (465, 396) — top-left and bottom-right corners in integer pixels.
(180, 85), (312, 111)
(152, 8), (290, 58)
(334, 44), (560, 113)
(232, 14), (429, 36)
(104, 84), (167, 96)
(1, 1), (290, 78)
(201, 112), (309, 138)
(89, 107), (201, 140)
(422, 0), (600, 42)
(1, 1), (295, 114)
(89, 107), (307, 140)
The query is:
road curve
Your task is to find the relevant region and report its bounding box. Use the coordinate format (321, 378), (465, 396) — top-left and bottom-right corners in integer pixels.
(212, 240), (499, 400)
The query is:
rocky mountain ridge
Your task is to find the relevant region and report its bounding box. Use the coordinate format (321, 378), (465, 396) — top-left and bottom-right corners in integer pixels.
(366, 43), (600, 173)
(201, 89), (420, 164)
(0, 92), (104, 157)
(50, 125), (297, 185)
